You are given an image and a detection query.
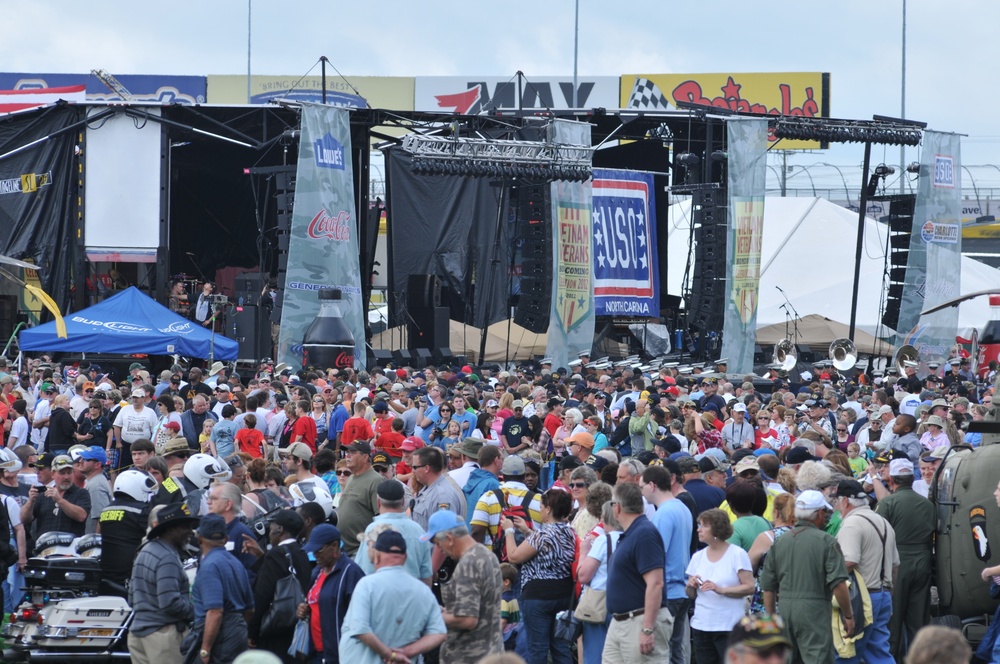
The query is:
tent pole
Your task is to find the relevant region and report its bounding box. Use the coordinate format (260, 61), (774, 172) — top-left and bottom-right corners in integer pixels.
(849, 142), (872, 342)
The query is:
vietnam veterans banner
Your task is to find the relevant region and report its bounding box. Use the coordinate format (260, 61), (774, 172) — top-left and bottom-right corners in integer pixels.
(901, 131), (962, 364)
(277, 104), (365, 369)
(719, 118), (768, 374)
(545, 119), (595, 367)
(592, 169), (659, 317)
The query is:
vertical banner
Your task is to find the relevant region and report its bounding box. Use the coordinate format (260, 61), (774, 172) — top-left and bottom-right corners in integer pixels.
(591, 169), (659, 317)
(902, 131), (962, 364)
(720, 118), (768, 373)
(545, 120), (595, 368)
(277, 104), (365, 369)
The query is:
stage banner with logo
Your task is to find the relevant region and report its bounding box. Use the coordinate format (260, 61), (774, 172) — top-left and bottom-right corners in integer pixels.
(901, 131), (962, 364)
(591, 169), (658, 317)
(545, 120), (595, 368)
(720, 118), (768, 374)
(277, 104), (365, 369)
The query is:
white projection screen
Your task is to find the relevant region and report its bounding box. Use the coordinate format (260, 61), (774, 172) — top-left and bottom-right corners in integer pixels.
(84, 109), (162, 262)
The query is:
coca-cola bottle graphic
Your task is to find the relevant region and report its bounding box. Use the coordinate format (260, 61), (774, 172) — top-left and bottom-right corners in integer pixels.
(302, 288), (355, 370)
(977, 295), (1000, 378)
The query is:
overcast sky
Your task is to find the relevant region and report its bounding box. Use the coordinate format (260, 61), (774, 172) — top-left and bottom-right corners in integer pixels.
(4, 1), (999, 191)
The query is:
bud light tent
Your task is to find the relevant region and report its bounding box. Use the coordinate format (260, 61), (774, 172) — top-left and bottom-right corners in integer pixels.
(18, 287), (238, 360)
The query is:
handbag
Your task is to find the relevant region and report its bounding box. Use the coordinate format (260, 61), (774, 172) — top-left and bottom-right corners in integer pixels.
(554, 609), (582, 642)
(575, 533), (612, 624)
(261, 547), (306, 636)
(288, 619), (311, 660)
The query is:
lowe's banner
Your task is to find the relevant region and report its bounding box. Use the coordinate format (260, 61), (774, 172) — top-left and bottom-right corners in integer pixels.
(900, 130), (962, 363)
(591, 169), (659, 317)
(277, 104), (365, 369)
(545, 120), (595, 368)
(720, 118), (768, 374)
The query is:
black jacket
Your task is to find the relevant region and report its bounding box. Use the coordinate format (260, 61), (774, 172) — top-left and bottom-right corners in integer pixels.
(247, 541), (312, 642)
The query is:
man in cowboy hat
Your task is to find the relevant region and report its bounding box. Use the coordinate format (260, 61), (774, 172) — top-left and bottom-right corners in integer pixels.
(128, 502), (198, 664)
(448, 437), (485, 490)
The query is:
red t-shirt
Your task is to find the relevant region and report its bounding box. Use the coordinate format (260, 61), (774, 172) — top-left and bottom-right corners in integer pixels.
(291, 416), (317, 453)
(374, 415), (394, 438)
(396, 459), (412, 476)
(377, 431), (405, 457)
(307, 570), (328, 651)
(544, 413), (561, 438)
(236, 428), (266, 458)
(341, 416), (374, 446)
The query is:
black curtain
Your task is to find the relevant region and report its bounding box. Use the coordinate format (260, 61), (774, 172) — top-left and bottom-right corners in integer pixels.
(0, 105), (82, 316)
(384, 147), (515, 329)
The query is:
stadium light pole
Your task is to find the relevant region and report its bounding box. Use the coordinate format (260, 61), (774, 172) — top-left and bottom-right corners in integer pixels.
(247, 0), (252, 103)
(573, 0), (579, 108)
(900, 0), (906, 193)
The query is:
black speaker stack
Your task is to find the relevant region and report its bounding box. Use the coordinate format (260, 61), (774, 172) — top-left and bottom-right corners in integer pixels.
(686, 189), (727, 333)
(512, 184), (552, 333)
(407, 274), (449, 350)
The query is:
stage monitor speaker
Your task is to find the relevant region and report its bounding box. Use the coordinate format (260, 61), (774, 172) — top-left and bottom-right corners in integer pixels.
(369, 349), (393, 368)
(415, 348), (434, 369)
(433, 347), (455, 366)
(408, 306), (449, 350)
(407, 274), (442, 308)
(393, 348), (417, 367)
(233, 305), (264, 361)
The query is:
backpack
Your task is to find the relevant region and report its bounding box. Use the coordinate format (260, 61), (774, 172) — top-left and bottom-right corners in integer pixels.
(491, 488), (537, 564)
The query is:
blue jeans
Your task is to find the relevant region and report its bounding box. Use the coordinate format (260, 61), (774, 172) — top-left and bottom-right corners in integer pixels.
(520, 596), (574, 664)
(581, 616), (610, 664)
(836, 589), (894, 664)
(667, 598), (689, 664)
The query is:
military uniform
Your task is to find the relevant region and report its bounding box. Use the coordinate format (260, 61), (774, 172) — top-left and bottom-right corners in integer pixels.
(440, 544), (504, 662)
(875, 485), (935, 661)
(759, 519), (849, 664)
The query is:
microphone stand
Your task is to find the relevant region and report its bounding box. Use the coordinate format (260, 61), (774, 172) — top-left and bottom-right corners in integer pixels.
(775, 286), (800, 347)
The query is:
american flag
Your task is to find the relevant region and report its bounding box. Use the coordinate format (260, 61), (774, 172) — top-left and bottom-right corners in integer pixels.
(0, 85), (86, 115)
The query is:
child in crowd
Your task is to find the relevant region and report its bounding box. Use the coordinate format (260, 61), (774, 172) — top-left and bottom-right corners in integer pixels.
(846, 442), (867, 477)
(236, 413), (266, 459)
(499, 562), (521, 651)
(199, 419), (215, 455)
(377, 418), (406, 462)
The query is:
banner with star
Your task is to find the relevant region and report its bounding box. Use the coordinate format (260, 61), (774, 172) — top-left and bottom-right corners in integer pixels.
(720, 118), (768, 373)
(544, 119), (595, 369)
(591, 170), (659, 317)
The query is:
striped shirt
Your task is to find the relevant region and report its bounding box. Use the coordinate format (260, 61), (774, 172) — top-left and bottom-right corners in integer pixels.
(519, 522), (577, 589)
(470, 482), (542, 545)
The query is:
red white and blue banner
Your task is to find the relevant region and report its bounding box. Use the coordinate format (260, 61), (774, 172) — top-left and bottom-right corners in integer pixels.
(277, 104), (364, 369)
(591, 169), (659, 317)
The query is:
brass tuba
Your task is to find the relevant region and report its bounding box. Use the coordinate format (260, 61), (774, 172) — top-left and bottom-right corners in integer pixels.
(773, 339), (797, 371)
(893, 344), (919, 374)
(829, 338), (858, 372)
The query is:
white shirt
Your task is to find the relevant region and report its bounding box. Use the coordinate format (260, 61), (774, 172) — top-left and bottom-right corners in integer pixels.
(449, 461), (479, 490)
(686, 544), (753, 631)
(8, 417), (29, 449)
(112, 405), (159, 444)
(30, 398), (51, 447)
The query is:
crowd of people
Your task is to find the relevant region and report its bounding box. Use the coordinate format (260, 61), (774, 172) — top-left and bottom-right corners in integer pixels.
(0, 349), (991, 664)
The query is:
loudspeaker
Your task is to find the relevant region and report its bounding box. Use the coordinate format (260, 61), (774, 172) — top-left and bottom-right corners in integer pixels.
(235, 273), (264, 304)
(368, 349), (393, 368)
(233, 305), (264, 360)
(407, 274), (442, 308)
(408, 306), (449, 349)
(513, 184), (552, 334)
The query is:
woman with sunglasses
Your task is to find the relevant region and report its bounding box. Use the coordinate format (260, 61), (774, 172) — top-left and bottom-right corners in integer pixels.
(583, 416), (609, 453)
(755, 409), (780, 450)
(834, 416), (855, 453)
(567, 466), (600, 536)
(428, 403), (454, 449)
(309, 394), (330, 443)
(502, 489), (576, 664)
(152, 395), (182, 453)
(332, 459), (352, 510)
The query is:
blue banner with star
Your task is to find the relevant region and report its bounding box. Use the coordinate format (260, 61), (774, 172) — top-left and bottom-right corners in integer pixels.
(591, 169), (659, 317)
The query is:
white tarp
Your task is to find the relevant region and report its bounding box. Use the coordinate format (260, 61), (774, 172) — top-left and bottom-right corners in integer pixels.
(666, 197), (998, 341)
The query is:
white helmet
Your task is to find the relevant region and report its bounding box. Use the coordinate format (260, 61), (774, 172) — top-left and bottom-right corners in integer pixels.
(0, 448), (22, 473)
(289, 480), (334, 518)
(183, 454), (232, 490)
(113, 469), (158, 502)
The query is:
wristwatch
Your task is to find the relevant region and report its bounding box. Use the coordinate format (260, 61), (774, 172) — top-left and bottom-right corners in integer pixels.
(641, 627), (654, 636)
(200, 649), (210, 659)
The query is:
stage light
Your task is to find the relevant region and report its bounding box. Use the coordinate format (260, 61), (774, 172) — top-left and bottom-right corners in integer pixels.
(675, 152), (700, 166)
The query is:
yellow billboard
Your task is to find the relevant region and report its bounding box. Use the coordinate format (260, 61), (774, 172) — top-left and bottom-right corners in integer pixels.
(207, 75), (414, 110)
(620, 72), (830, 149)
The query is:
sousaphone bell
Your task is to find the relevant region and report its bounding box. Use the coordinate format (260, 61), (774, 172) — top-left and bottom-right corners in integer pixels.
(773, 339), (797, 371)
(829, 338), (857, 372)
(893, 344), (920, 374)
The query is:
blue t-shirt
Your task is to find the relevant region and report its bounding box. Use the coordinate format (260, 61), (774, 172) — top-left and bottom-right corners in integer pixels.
(192, 546), (254, 623)
(328, 404), (349, 443)
(211, 419), (238, 459)
(419, 403), (442, 444)
(606, 514), (667, 615)
(452, 410), (478, 439)
(651, 499), (693, 600)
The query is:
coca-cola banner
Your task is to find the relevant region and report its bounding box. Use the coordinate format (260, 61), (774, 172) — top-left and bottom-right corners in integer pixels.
(277, 104), (365, 369)
(900, 131), (962, 364)
(544, 120), (595, 368)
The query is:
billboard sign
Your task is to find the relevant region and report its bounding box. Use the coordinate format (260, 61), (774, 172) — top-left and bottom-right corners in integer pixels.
(415, 76), (619, 113)
(0, 72), (205, 104)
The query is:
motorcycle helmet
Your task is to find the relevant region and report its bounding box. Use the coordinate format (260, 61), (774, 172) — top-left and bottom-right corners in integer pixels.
(113, 469), (158, 502)
(183, 453), (232, 490)
(0, 448), (21, 473)
(289, 480), (334, 518)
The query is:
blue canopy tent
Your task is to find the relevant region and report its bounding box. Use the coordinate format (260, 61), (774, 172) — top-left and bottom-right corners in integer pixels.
(19, 287), (238, 360)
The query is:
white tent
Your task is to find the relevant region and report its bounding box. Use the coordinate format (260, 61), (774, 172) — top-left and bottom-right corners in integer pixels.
(666, 197), (998, 341)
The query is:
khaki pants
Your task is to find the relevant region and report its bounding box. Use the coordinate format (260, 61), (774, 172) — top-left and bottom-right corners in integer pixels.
(128, 624), (186, 664)
(602, 606), (673, 664)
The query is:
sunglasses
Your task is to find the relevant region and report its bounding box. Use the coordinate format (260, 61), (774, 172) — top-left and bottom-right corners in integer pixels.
(568, 482), (589, 489)
(335, 470), (352, 477)
(410, 464), (427, 470)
